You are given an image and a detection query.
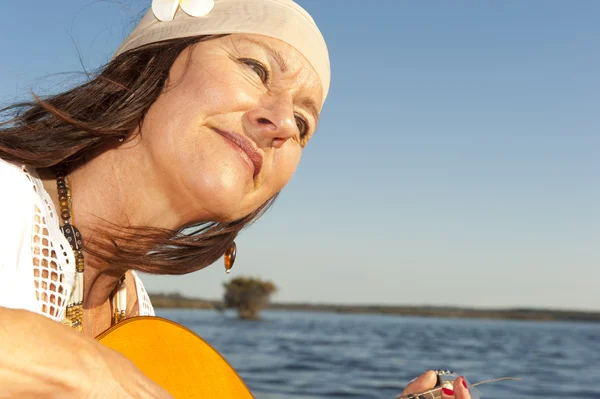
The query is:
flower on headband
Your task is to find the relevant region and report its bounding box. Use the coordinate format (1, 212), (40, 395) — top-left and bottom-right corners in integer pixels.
(152, 0), (215, 22)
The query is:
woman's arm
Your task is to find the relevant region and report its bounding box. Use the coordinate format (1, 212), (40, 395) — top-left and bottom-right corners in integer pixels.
(0, 307), (173, 399)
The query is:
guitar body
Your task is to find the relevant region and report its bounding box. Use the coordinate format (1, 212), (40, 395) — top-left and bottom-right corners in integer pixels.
(97, 316), (254, 399)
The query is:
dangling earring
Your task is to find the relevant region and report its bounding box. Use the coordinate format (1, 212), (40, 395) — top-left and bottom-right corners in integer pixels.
(224, 241), (237, 274)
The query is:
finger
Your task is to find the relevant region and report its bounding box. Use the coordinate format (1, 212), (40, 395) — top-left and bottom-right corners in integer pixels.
(400, 370), (437, 395)
(454, 376), (471, 399)
(441, 385), (455, 399)
(441, 376), (472, 399)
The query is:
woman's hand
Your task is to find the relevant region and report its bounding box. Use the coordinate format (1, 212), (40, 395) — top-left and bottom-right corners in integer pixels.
(0, 307), (173, 399)
(400, 370), (472, 399)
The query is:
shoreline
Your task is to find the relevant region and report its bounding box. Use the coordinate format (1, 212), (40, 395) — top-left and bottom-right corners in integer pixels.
(149, 293), (600, 323)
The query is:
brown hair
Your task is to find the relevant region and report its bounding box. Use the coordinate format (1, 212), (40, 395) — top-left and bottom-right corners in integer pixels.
(0, 35), (277, 275)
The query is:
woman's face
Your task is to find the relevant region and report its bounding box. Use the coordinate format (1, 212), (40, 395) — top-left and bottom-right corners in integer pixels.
(139, 34), (323, 224)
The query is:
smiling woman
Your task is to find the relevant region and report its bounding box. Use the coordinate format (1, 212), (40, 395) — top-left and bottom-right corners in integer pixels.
(0, 0), (329, 331)
(138, 33), (323, 223)
(0, 0), (467, 398)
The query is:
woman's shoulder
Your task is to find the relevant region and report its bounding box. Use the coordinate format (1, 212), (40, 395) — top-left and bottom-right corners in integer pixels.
(0, 157), (26, 179)
(0, 158), (38, 257)
(0, 158), (37, 198)
(0, 158), (40, 312)
(0, 159), (39, 226)
(0, 157), (37, 221)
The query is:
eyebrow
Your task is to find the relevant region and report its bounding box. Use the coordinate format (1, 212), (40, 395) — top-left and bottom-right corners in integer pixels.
(238, 37), (321, 126)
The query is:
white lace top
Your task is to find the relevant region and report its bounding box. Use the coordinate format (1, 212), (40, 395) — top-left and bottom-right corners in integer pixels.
(0, 158), (154, 321)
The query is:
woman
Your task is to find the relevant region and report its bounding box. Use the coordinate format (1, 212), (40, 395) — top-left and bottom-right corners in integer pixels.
(0, 0), (471, 398)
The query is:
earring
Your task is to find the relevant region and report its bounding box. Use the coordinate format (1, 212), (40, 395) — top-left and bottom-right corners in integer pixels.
(224, 241), (237, 274)
(118, 137), (125, 143)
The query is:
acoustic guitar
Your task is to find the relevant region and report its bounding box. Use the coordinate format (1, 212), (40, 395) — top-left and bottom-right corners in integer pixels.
(96, 316), (255, 398)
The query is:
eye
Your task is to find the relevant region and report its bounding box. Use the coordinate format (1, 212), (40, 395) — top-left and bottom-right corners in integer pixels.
(295, 114), (309, 141)
(240, 58), (269, 83)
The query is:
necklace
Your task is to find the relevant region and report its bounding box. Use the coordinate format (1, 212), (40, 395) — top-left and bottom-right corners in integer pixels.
(56, 168), (85, 331)
(56, 167), (127, 331)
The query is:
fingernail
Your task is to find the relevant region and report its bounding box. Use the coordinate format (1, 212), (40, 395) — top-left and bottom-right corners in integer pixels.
(442, 387), (454, 396)
(461, 377), (468, 390)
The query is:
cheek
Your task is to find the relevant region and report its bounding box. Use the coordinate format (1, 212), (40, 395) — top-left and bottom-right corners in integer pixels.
(142, 104), (197, 170)
(142, 73), (236, 154)
(157, 64), (246, 121)
(177, 60), (255, 117)
(271, 146), (302, 189)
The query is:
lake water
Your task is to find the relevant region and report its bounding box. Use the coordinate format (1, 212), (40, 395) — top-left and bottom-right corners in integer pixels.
(157, 309), (600, 399)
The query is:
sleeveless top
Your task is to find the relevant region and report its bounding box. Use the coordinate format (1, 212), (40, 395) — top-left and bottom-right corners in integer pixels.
(0, 158), (154, 321)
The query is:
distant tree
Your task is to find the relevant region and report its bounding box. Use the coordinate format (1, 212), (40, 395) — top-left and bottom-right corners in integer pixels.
(222, 276), (277, 320)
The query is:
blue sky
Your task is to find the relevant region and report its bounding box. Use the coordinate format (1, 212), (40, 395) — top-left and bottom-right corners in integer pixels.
(1, 1), (598, 310)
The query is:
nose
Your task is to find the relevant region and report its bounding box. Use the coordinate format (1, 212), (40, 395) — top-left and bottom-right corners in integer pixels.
(243, 93), (297, 149)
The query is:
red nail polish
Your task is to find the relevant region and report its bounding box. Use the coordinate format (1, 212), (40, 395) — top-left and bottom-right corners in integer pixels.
(462, 377), (468, 389)
(442, 387), (454, 396)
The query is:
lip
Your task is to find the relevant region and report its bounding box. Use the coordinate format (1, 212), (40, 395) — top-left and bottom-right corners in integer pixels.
(212, 128), (263, 178)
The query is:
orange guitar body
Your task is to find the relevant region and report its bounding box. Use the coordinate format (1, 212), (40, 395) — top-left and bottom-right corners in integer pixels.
(96, 316), (254, 399)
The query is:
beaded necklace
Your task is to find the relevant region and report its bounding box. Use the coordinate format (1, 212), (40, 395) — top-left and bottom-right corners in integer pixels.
(56, 168), (126, 331)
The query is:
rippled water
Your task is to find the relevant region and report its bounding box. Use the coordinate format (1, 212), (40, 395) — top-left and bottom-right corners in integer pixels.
(158, 309), (600, 398)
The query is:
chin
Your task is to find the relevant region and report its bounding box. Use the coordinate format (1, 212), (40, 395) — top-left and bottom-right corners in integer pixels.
(184, 168), (261, 223)
(206, 205), (254, 223)
(196, 189), (254, 223)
